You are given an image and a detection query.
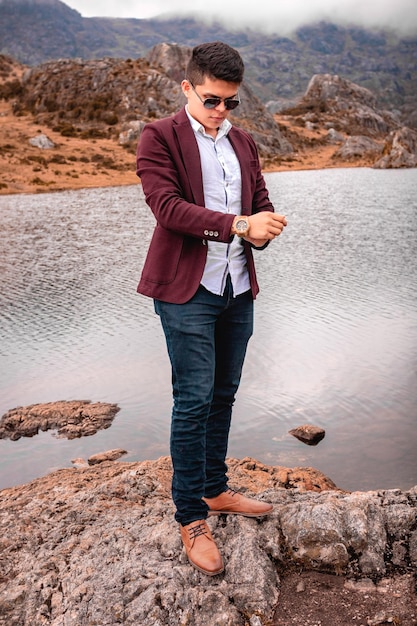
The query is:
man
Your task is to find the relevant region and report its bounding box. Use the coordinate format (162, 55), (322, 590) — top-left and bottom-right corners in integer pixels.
(136, 41), (287, 576)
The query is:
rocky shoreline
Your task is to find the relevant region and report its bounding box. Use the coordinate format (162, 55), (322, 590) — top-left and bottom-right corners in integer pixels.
(0, 453), (416, 626)
(1, 45), (417, 618)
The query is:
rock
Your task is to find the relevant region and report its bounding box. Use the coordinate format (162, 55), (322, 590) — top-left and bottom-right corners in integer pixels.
(0, 400), (120, 440)
(326, 127), (345, 143)
(410, 528), (417, 568)
(70, 457), (89, 468)
(265, 98), (299, 114)
(367, 611), (399, 625)
(305, 73), (377, 108)
(334, 135), (382, 160)
(290, 74), (399, 139)
(119, 120), (145, 145)
(88, 448), (128, 465)
(228, 457), (339, 492)
(403, 108), (417, 130)
(28, 132), (55, 149)
(288, 424), (326, 446)
(0, 456), (415, 626)
(146, 42), (192, 85)
(344, 578), (376, 593)
(296, 579), (306, 593)
(373, 126), (417, 168)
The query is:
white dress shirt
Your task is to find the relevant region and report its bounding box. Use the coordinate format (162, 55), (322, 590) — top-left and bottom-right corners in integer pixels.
(186, 107), (251, 297)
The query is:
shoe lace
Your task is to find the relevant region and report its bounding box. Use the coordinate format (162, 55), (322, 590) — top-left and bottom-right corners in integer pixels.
(225, 487), (238, 498)
(188, 522), (208, 540)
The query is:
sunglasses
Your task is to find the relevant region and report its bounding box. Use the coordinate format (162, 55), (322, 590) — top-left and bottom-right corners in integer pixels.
(189, 81), (240, 111)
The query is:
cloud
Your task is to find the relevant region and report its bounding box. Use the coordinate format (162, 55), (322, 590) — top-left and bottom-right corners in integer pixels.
(177, 0), (417, 35)
(65, 0), (417, 35)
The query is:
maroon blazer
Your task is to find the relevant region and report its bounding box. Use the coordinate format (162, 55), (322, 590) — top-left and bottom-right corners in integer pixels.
(136, 107), (274, 304)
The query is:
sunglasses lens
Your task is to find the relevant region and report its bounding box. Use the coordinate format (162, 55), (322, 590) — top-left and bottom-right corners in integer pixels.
(225, 99), (240, 110)
(203, 98), (221, 109)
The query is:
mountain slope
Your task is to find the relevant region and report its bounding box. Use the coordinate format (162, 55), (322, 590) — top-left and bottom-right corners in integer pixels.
(0, 0), (415, 116)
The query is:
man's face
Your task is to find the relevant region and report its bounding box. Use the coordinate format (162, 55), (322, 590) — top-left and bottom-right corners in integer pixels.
(181, 77), (240, 137)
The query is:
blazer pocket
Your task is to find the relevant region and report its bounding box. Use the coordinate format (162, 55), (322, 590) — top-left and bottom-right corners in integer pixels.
(142, 226), (183, 285)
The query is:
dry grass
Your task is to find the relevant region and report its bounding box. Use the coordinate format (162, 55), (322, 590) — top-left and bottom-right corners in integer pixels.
(0, 100), (375, 196)
(0, 101), (137, 195)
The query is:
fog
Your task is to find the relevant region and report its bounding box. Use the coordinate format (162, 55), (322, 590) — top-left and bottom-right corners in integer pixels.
(63, 0), (417, 35)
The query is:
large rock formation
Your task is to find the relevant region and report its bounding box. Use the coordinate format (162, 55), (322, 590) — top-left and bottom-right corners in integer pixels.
(16, 56), (184, 129)
(0, 456), (415, 626)
(280, 73), (417, 169)
(10, 44), (292, 165)
(292, 73), (397, 137)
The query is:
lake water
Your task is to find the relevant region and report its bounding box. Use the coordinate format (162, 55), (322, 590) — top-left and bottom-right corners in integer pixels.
(1, 168), (416, 493)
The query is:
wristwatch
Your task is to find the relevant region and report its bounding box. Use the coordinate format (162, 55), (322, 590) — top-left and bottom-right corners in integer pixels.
(233, 217), (250, 237)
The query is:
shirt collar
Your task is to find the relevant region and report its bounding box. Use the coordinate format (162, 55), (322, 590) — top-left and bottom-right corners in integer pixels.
(185, 105), (232, 140)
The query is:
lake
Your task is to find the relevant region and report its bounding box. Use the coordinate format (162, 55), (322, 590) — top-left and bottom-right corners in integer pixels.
(1, 167), (416, 492)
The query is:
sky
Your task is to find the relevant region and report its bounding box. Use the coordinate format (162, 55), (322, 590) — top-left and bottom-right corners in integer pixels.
(62, 0), (417, 35)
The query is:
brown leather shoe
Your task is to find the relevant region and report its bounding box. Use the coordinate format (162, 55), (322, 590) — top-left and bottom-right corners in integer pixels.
(203, 488), (273, 518)
(180, 519), (224, 576)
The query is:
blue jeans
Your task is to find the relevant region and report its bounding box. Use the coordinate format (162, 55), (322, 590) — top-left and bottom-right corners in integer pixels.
(154, 277), (253, 525)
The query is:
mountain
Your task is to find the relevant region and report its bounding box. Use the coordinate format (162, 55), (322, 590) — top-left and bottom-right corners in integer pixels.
(0, 0), (416, 118)
(1, 41), (416, 198)
(0, 46), (293, 163)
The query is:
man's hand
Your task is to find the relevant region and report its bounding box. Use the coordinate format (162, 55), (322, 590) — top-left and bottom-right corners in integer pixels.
(244, 212), (287, 245)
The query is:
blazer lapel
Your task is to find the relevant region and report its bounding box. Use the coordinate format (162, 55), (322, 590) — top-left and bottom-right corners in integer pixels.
(227, 130), (252, 215)
(173, 110), (205, 207)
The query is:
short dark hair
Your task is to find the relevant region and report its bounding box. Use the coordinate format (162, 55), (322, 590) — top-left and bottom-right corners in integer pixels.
(185, 41), (244, 86)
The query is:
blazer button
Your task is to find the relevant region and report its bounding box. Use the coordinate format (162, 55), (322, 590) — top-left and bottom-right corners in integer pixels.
(213, 231), (219, 237)
(204, 229), (209, 236)
(209, 230), (214, 236)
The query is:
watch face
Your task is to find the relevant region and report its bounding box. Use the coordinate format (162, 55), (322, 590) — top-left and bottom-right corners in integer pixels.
(236, 219), (248, 232)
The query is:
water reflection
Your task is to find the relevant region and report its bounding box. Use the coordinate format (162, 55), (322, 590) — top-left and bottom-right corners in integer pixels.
(0, 170), (416, 492)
